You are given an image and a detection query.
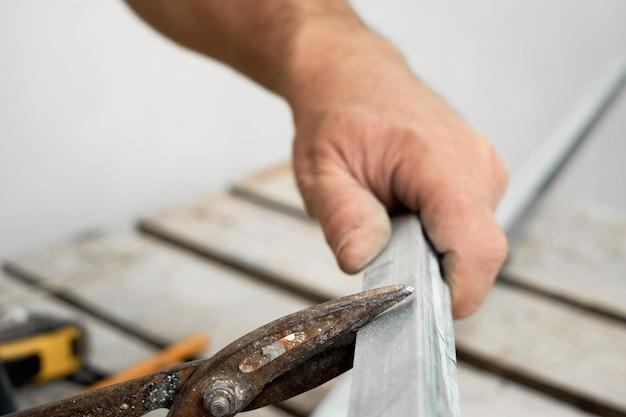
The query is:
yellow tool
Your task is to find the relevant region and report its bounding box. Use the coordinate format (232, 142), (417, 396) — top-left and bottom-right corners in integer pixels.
(0, 307), (86, 386)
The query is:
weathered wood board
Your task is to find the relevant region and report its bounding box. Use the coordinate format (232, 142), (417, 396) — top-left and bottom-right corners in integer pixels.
(11, 382), (82, 412)
(506, 197), (626, 319)
(455, 285), (626, 412)
(3, 232), (138, 291)
(456, 365), (593, 417)
(231, 163), (306, 218)
(139, 194), (362, 302)
(314, 365), (594, 417)
(6, 233), (311, 354)
(4, 233), (326, 416)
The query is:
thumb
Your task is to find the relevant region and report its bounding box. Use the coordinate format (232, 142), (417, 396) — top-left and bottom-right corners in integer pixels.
(301, 171), (391, 274)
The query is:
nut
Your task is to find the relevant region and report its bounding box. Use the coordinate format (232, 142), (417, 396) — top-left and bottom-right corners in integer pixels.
(203, 381), (239, 417)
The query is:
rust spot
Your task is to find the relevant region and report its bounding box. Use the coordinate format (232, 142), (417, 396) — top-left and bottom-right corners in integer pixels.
(239, 321), (336, 373)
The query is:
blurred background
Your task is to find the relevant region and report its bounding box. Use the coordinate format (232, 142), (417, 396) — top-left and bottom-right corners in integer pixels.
(1, 2), (626, 416)
(1, 0), (625, 258)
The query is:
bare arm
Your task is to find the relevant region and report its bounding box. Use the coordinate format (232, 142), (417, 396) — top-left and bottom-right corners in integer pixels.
(123, 1), (361, 95)
(125, 0), (509, 318)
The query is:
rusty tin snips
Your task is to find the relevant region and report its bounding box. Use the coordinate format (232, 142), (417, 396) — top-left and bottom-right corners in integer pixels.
(7, 285), (414, 417)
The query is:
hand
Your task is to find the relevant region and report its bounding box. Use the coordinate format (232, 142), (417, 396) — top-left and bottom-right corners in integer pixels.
(285, 26), (509, 318)
(123, 0), (508, 318)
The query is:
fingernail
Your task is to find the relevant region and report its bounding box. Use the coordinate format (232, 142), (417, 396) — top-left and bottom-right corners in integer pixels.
(335, 227), (388, 273)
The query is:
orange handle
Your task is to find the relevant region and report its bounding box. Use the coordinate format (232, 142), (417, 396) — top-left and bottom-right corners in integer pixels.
(84, 332), (210, 391)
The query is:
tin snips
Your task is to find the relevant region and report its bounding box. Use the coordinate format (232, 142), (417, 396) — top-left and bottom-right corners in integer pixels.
(6, 285), (413, 417)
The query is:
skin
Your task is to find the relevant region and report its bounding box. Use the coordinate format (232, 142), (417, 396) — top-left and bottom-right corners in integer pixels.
(124, 0), (509, 318)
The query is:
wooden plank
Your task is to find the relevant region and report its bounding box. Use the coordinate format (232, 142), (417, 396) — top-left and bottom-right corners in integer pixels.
(314, 365), (594, 417)
(231, 163), (306, 218)
(4, 233), (319, 416)
(11, 382), (82, 412)
(139, 194), (362, 302)
(456, 364), (594, 417)
(350, 216), (459, 416)
(505, 197), (626, 320)
(6, 233), (310, 353)
(3, 232), (138, 291)
(138, 192), (626, 414)
(455, 285), (626, 413)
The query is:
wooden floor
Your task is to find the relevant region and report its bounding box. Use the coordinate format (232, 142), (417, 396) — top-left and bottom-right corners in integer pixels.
(3, 162), (626, 417)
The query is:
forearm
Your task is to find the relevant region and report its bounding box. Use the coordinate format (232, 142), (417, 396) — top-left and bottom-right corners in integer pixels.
(123, 0), (382, 99)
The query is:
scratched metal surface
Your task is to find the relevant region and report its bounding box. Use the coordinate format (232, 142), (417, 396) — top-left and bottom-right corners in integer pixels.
(350, 215), (459, 416)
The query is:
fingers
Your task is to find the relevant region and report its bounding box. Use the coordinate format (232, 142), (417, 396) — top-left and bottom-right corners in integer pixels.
(294, 124), (508, 318)
(291, 83), (508, 319)
(300, 157), (508, 319)
(430, 206), (508, 318)
(298, 169), (391, 274)
(406, 177), (508, 318)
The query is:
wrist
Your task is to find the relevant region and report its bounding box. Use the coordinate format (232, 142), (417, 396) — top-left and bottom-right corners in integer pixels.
(280, 16), (408, 115)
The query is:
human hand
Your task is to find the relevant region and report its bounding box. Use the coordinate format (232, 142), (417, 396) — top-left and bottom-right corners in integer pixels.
(285, 25), (509, 318)
(124, 0), (508, 318)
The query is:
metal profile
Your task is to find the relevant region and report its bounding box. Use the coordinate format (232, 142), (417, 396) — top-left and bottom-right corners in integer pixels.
(348, 216), (460, 417)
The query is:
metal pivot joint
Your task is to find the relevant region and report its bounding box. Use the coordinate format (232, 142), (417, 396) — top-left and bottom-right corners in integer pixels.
(203, 381), (239, 417)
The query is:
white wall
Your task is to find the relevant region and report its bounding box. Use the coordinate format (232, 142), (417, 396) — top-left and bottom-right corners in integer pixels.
(354, 0), (626, 173)
(0, 1), (293, 258)
(1, 0), (625, 258)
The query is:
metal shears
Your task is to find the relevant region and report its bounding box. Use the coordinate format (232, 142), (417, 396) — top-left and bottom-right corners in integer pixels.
(7, 285), (413, 417)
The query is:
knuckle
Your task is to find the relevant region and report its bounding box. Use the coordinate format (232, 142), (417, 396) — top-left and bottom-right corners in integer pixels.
(479, 225), (509, 274)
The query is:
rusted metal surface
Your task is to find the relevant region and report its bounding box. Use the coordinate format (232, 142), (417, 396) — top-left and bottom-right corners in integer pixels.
(6, 285), (413, 417)
(6, 363), (199, 417)
(166, 285), (413, 417)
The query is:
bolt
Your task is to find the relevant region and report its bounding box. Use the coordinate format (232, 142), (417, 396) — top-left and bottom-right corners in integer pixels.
(203, 381), (239, 417)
